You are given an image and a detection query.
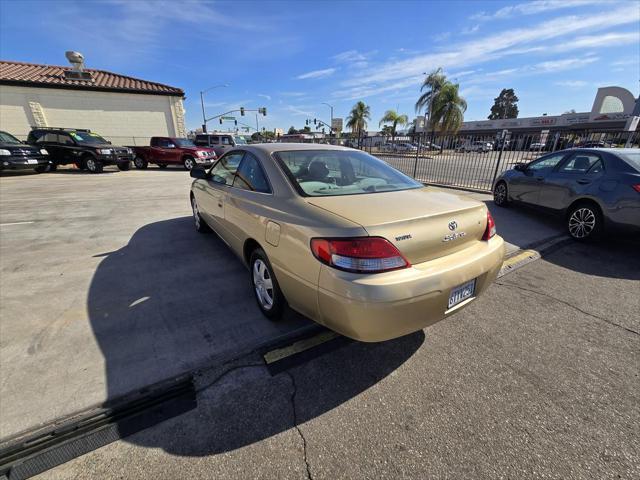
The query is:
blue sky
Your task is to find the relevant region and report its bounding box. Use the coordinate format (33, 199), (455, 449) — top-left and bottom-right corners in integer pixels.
(1, 0), (638, 133)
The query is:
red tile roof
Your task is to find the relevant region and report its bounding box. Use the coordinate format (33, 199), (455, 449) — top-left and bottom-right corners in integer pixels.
(0, 60), (184, 96)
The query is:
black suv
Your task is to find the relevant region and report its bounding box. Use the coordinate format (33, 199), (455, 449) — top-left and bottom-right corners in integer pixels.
(27, 128), (133, 173)
(0, 130), (50, 173)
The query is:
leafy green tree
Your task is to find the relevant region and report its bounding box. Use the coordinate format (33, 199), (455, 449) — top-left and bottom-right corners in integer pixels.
(287, 126), (297, 134)
(415, 67), (447, 116)
(346, 101), (371, 139)
(430, 82), (467, 134)
(380, 125), (394, 136)
(378, 109), (408, 141)
(488, 88), (519, 119)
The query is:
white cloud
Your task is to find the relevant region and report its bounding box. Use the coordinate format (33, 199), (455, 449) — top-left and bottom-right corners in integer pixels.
(432, 31), (451, 42)
(554, 80), (588, 87)
(461, 24), (480, 35)
(471, 0), (609, 21)
(296, 68), (337, 80)
(340, 3), (638, 89)
(285, 105), (314, 116)
(332, 50), (366, 62)
(258, 94), (272, 101)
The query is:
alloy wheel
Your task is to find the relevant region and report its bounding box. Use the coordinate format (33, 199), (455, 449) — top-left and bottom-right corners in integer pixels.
(134, 157), (145, 168)
(568, 207), (596, 239)
(184, 158), (195, 170)
(494, 183), (507, 205)
(191, 197), (201, 229)
(253, 259), (274, 310)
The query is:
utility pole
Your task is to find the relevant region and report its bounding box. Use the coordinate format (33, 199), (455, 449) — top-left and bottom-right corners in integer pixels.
(322, 102), (334, 135)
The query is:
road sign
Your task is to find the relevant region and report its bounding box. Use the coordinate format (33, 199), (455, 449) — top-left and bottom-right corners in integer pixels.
(221, 116), (235, 121)
(331, 118), (343, 132)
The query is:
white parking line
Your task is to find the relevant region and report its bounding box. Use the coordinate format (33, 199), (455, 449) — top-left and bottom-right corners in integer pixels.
(0, 221), (35, 226)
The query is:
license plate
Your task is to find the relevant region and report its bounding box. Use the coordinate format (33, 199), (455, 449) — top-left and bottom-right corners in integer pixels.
(448, 279), (476, 309)
(27, 159), (38, 164)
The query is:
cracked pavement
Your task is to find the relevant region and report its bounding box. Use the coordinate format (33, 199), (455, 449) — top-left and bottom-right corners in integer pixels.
(36, 238), (640, 479)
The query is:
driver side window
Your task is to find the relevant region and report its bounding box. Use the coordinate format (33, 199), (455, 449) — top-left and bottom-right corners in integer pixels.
(528, 153), (566, 172)
(210, 151), (243, 185)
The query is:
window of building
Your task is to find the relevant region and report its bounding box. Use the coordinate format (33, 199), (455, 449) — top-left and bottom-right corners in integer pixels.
(599, 95), (624, 114)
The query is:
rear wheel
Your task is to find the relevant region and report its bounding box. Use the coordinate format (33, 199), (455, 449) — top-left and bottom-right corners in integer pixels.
(493, 181), (510, 207)
(250, 248), (285, 320)
(134, 156), (148, 169)
(567, 202), (603, 241)
(117, 162), (131, 171)
(48, 163), (58, 172)
(34, 165), (48, 173)
(183, 156), (196, 171)
(85, 156), (103, 173)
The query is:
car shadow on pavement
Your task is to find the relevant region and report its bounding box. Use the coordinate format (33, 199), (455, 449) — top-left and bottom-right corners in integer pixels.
(87, 216), (312, 407)
(121, 330), (424, 456)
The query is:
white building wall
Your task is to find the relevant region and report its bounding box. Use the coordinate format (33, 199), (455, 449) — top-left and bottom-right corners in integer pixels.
(0, 85), (185, 145)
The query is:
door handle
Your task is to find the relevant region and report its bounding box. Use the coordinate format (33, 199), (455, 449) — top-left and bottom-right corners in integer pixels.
(576, 179), (591, 185)
(218, 201), (223, 207)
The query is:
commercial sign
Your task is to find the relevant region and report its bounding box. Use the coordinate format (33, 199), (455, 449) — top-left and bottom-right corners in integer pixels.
(331, 118), (343, 132)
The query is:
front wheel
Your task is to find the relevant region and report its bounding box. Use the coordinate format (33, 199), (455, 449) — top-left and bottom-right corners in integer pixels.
(250, 248), (285, 320)
(134, 156), (148, 169)
(85, 157), (103, 173)
(191, 196), (210, 233)
(567, 203), (602, 241)
(118, 162), (131, 171)
(34, 165), (48, 173)
(493, 181), (510, 207)
(183, 157), (196, 171)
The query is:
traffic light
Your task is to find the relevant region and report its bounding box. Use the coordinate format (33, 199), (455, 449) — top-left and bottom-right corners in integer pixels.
(240, 107), (245, 116)
(313, 118), (317, 125)
(234, 120), (237, 126)
(259, 107), (267, 116)
(305, 119), (309, 125)
(219, 118), (223, 124)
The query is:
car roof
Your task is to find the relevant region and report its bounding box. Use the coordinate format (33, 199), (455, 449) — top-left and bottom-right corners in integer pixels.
(567, 148), (640, 155)
(242, 143), (353, 154)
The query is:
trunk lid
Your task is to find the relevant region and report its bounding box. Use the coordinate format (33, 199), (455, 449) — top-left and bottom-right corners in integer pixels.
(306, 187), (488, 264)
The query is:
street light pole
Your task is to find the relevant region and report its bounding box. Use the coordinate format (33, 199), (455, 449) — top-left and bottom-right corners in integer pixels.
(200, 83), (229, 131)
(322, 102), (334, 134)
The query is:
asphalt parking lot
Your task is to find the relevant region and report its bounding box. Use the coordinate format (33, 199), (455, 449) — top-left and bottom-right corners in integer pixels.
(1, 165), (638, 479)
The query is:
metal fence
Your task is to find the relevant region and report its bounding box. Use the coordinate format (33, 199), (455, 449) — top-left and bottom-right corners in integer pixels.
(285, 129), (639, 192)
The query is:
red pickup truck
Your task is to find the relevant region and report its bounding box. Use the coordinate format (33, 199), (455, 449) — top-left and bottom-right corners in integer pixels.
(130, 137), (217, 170)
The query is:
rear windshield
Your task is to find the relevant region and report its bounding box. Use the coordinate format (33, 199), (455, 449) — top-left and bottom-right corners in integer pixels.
(275, 149), (422, 197)
(617, 152), (640, 171)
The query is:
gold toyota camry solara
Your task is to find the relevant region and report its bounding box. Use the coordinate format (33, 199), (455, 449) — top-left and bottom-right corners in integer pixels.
(190, 144), (505, 342)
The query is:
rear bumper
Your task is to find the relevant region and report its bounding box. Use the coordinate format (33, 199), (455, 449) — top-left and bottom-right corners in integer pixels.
(317, 236), (505, 342)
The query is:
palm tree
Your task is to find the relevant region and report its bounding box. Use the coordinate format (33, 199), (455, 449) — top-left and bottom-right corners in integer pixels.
(378, 109), (408, 142)
(346, 101), (371, 143)
(415, 67), (447, 115)
(430, 82), (467, 134)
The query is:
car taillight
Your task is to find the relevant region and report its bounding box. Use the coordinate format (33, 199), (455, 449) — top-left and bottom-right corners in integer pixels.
(482, 211), (496, 240)
(310, 237), (410, 273)
(632, 184), (640, 193)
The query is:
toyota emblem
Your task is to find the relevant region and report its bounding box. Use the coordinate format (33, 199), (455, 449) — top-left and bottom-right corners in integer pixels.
(448, 221), (458, 231)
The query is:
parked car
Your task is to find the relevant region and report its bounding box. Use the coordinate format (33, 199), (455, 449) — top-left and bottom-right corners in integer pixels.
(579, 140), (614, 149)
(189, 144), (505, 341)
(27, 128), (133, 173)
(130, 137), (216, 171)
(0, 130), (50, 173)
(395, 143), (418, 152)
(194, 133), (248, 157)
(493, 148), (640, 240)
(528, 142), (547, 151)
(422, 141), (443, 151)
(456, 141), (491, 153)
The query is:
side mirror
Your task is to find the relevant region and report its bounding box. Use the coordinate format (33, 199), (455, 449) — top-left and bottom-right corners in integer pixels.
(167, 143), (176, 149)
(514, 163), (527, 172)
(190, 167), (209, 179)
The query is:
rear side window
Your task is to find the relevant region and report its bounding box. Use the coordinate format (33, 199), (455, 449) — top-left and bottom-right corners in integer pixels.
(559, 153), (602, 174)
(37, 132), (59, 143)
(221, 136), (232, 145)
(233, 153), (271, 193)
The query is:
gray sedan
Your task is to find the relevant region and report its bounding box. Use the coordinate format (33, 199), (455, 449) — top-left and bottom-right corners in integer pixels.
(493, 148), (640, 240)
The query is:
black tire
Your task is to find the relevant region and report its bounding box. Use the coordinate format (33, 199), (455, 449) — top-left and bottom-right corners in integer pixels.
(134, 156), (148, 169)
(250, 248), (285, 320)
(158, 164), (168, 169)
(34, 165), (48, 173)
(191, 195), (211, 234)
(84, 156), (103, 173)
(567, 202), (603, 241)
(183, 156), (196, 171)
(118, 162), (131, 171)
(493, 181), (510, 207)
(48, 163), (58, 172)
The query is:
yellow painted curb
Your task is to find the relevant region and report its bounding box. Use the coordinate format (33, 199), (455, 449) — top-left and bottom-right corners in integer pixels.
(263, 330), (338, 364)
